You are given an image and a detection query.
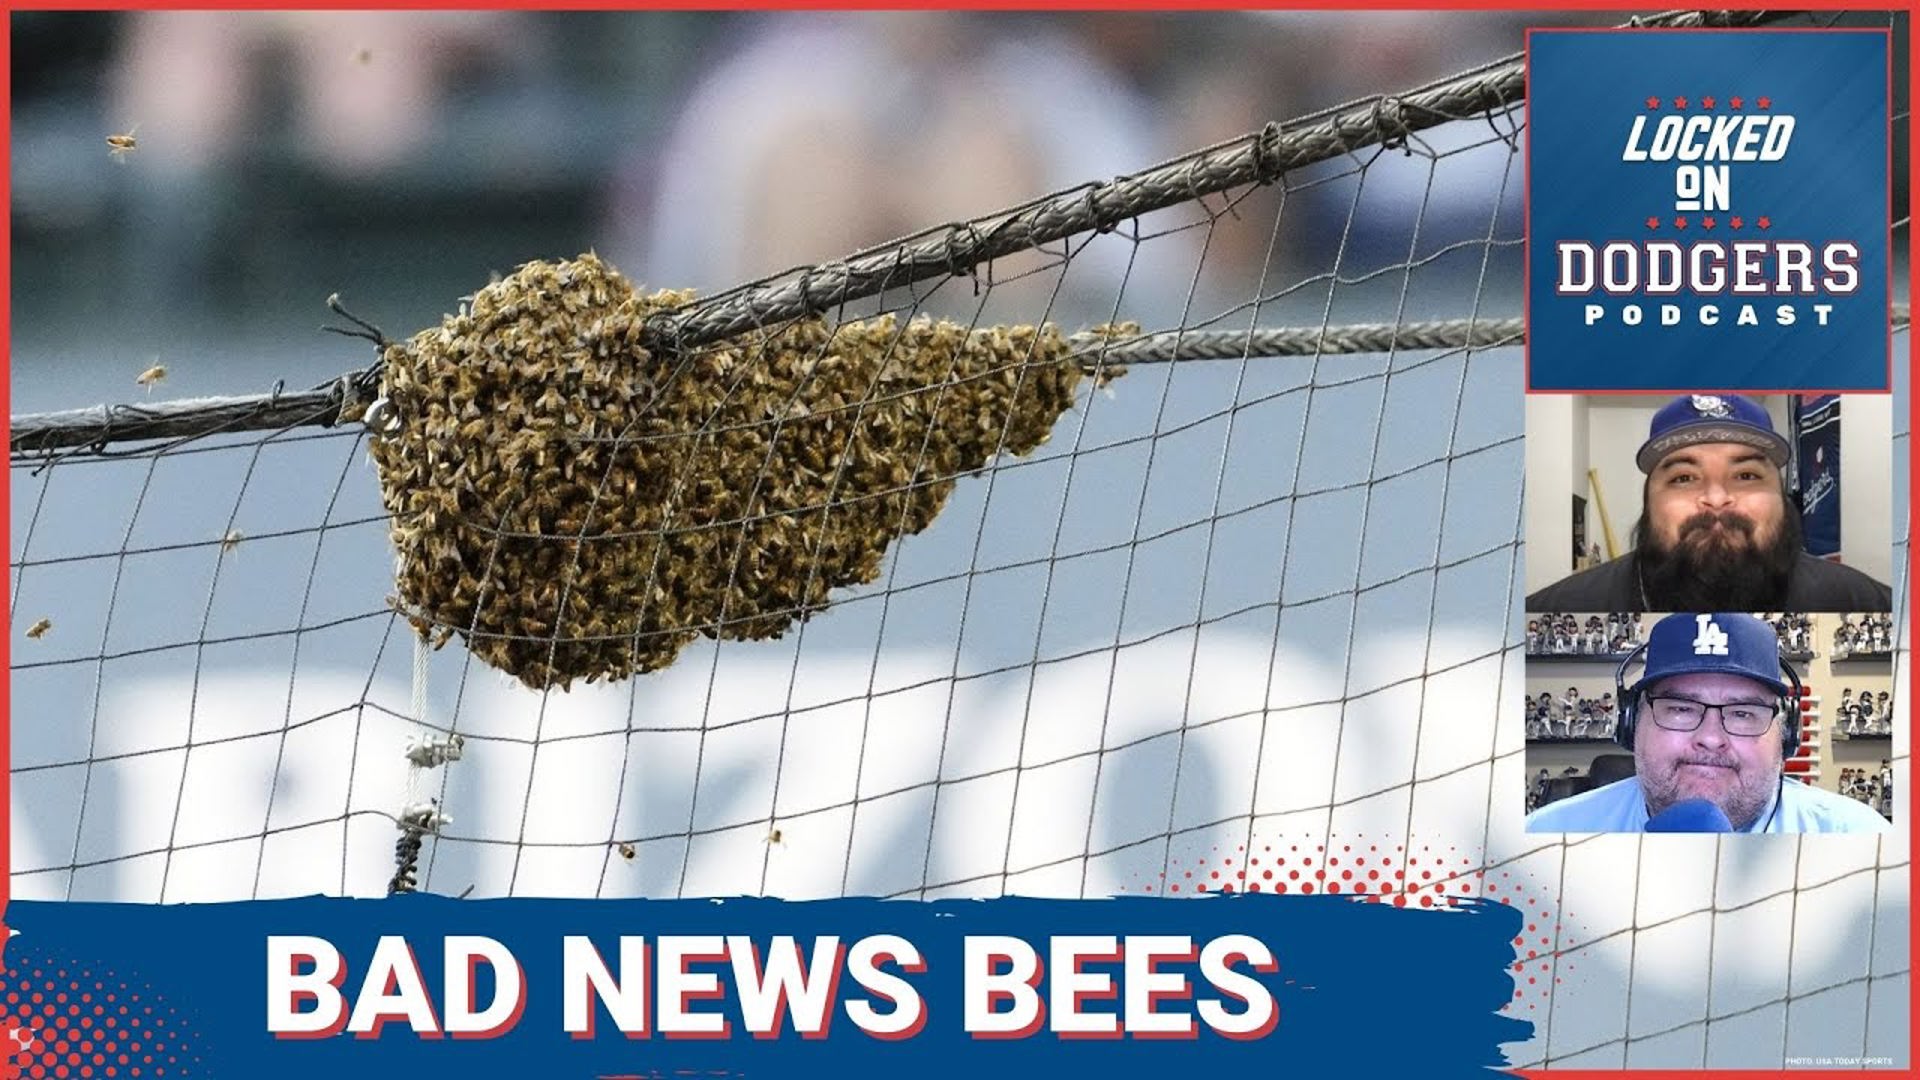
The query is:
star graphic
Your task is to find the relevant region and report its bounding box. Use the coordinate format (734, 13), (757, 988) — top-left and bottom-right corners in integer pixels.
(1758, 96), (1772, 109)
(1701, 95), (1717, 109)
(1729, 216), (1745, 230)
(1674, 216), (1688, 230)
(1729, 95), (1744, 109)
(1757, 216), (1772, 230)
(1646, 95), (1661, 109)
(1673, 95), (1688, 109)
(1701, 216), (1716, 230)
(1646, 216), (1661, 230)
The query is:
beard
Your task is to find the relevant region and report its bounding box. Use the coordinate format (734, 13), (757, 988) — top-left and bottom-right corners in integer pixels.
(1633, 504), (1802, 610)
(1640, 750), (1779, 831)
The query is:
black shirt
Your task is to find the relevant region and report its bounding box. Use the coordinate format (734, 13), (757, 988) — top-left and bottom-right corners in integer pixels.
(1526, 551), (1892, 613)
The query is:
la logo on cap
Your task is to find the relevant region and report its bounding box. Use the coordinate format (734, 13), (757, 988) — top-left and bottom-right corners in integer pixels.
(1693, 614), (1730, 656)
(1691, 395), (1731, 419)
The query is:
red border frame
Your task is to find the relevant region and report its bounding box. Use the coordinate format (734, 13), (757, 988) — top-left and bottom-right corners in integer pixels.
(0, 7), (1910, 1079)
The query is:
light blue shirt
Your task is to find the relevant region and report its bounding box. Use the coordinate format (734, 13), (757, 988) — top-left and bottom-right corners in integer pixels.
(1527, 775), (1892, 833)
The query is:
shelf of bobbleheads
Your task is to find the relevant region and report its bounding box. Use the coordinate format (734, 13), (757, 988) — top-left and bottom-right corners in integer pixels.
(1813, 612), (1898, 821)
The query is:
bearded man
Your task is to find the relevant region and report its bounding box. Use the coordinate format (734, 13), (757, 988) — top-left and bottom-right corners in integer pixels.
(1527, 394), (1890, 612)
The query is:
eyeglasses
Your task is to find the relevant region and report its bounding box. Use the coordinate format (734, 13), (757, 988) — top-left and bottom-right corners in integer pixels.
(1645, 696), (1779, 737)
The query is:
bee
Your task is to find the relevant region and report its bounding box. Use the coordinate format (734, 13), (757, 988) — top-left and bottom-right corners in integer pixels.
(25, 618), (52, 640)
(105, 124), (140, 162)
(616, 842), (636, 861)
(136, 363), (168, 393)
(221, 528), (244, 553)
(765, 827), (785, 847)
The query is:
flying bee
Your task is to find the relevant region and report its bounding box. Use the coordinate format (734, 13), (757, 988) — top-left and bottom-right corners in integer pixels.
(221, 528), (244, 553)
(765, 826), (785, 847)
(105, 124), (140, 162)
(136, 362), (168, 392)
(25, 618), (52, 640)
(616, 841), (635, 861)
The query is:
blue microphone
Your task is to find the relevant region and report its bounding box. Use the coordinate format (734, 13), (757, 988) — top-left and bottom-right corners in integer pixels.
(1645, 798), (1733, 832)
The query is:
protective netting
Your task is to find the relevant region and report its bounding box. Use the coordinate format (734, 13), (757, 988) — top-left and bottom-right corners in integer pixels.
(7, 8), (1908, 1070)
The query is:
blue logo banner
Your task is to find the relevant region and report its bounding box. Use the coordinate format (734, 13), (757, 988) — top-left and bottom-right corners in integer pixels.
(1527, 29), (1890, 391)
(2, 894), (1530, 1077)
(1795, 394), (1842, 557)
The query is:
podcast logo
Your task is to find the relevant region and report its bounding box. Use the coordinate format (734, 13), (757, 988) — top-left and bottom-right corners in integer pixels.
(1526, 29), (1890, 391)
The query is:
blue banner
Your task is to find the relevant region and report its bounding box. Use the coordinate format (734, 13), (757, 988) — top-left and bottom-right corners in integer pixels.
(1527, 29), (1890, 391)
(1796, 394), (1842, 558)
(1, 895), (1531, 1077)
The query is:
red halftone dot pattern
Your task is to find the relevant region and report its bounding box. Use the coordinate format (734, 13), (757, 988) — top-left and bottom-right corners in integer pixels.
(0, 963), (201, 1080)
(1130, 836), (1582, 1014)
(1140, 835), (1483, 905)
(1487, 873), (1583, 1014)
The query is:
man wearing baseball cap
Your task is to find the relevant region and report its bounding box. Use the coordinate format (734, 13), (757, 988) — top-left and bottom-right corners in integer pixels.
(1527, 394), (1891, 612)
(1527, 612), (1890, 833)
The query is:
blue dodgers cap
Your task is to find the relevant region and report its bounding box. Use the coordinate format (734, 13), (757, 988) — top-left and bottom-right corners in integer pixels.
(1629, 612), (1788, 696)
(1635, 394), (1790, 473)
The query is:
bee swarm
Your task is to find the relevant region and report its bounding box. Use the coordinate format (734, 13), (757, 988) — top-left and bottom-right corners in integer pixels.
(371, 254), (1126, 690)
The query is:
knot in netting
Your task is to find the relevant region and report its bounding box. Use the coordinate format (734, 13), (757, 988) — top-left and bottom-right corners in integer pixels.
(370, 254), (1129, 690)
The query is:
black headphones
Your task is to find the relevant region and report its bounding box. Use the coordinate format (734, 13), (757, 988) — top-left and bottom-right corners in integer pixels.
(1612, 643), (1803, 756)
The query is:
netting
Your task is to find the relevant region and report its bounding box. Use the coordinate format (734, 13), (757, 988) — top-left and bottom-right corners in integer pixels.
(7, 8), (1908, 1070)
